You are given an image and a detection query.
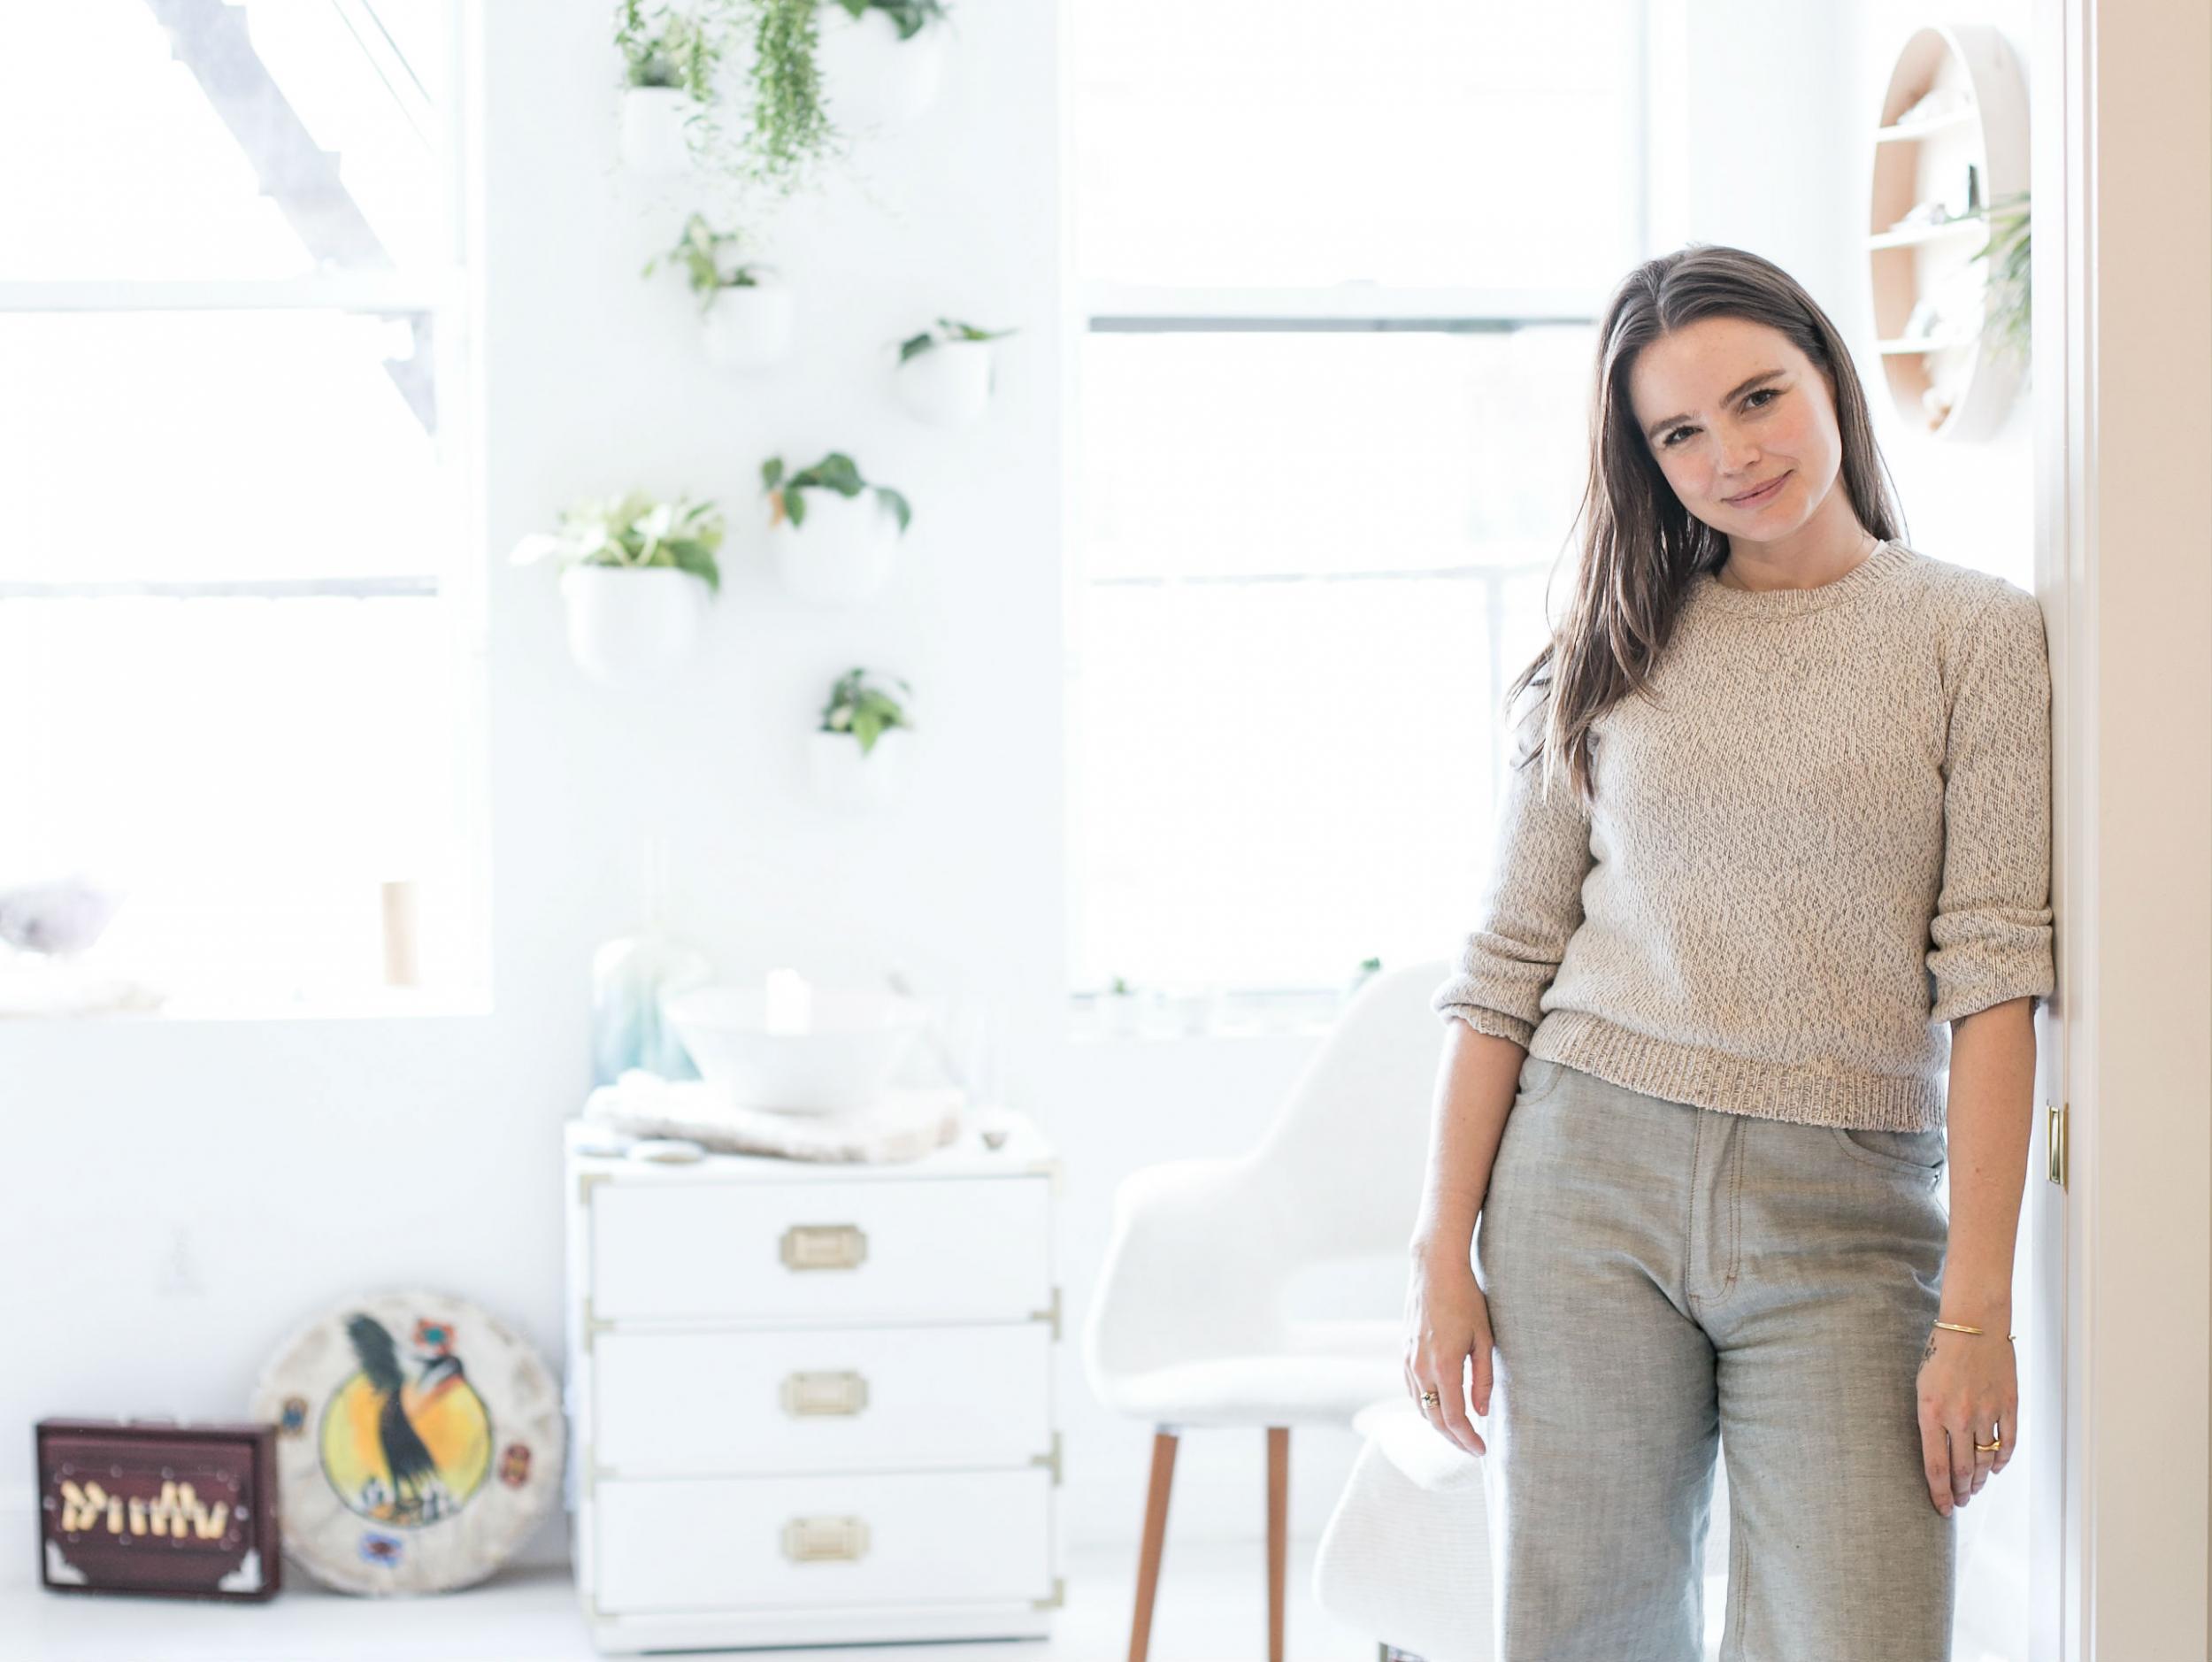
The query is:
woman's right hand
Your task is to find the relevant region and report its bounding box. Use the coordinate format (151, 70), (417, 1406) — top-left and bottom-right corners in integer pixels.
(1402, 1246), (1494, 1456)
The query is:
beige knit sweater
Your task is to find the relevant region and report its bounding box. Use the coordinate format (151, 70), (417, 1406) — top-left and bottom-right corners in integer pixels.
(1432, 539), (2055, 1132)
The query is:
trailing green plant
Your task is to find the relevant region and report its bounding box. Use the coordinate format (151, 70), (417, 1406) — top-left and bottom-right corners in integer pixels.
(832, 0), (949, 42)
(819, 666), (913, 754)
(761, 451), (912, 534)
(511, 490), (726, 595)
(1965, 187), (2030, 367)
(733, 0), (846, 199)
(896, 316), (1017, 363)
(643, 212), (769, 309)
(614, 0), (726, 96)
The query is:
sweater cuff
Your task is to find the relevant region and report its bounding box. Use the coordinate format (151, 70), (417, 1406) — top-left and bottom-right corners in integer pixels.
(1433, 1000), (1535, 1050)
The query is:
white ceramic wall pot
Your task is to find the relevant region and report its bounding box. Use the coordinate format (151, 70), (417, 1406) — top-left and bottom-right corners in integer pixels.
(770, 487), (902, 604)
(559, 565), (710, 689)
(702, 283), (795, 371)
(815, 3), (946, 130)
(806, 725), (912, 812)
(621, 86), (695, 174)
(895, 338), (993, 427)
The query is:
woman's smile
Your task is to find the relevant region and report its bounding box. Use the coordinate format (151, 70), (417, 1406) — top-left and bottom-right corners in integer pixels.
(1725, 470), (1792, 508)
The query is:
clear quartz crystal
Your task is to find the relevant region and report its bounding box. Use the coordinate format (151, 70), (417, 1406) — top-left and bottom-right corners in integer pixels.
(589, 837), (711, 1085)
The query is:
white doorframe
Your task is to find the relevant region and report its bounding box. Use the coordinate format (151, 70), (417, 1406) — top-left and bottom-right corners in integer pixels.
(2040, 1), (2212, 1657)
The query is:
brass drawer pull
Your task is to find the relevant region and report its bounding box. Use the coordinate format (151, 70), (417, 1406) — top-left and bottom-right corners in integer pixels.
(781, 1514), (871, 1562)
(780, 1369), (870, 1418)
(780, 1223), (868, 1271)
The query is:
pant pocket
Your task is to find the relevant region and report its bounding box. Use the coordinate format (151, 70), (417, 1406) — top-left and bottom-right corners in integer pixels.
(1828, 1123), (1946, 1180)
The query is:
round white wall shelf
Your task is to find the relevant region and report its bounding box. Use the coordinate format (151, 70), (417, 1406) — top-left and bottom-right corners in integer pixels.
(1867, 24), (2029, 441)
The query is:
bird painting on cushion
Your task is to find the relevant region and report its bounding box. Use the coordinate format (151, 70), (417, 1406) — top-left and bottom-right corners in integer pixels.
(319, 1313), (493, 1528)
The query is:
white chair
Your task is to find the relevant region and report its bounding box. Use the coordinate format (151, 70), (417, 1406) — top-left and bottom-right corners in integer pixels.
(1081, 959), (1452, 1662)
(1312, 1393), (1494, 1662)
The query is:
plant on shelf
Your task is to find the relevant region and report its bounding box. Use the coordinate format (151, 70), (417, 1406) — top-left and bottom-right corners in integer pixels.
(1965, 187), (2031, 366)
(819, 666), (914, 756)
(644, 212), (771, 306)
(511, 491), (726, 687)
(762, 452), (910, 533)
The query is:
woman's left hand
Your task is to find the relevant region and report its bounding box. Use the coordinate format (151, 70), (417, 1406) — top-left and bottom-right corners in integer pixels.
(1916, 1323), (2016, 1517)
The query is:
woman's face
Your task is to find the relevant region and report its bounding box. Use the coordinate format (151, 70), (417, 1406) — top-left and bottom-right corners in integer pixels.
(1625, 315), (1847, 545)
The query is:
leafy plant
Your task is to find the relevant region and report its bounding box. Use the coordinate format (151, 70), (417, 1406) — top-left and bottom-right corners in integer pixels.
(511, 490), (726, 595)
(896, 316), (1017, 364)
(820, 666), (913, 755)
(1965, 187), (2031, 367)
(733, 0), (846, 199)
(761, 451), (912, 534)
(643, 212), (769, 309)
(832, 0), (949, 42)
(614, 0), (726, 96)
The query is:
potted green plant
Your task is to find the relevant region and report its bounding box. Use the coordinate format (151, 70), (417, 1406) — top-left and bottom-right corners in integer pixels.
(615, 1), (730, 175)
(1096, 974), (1140, 1038)
(815, 0), (951, 131)
(894, 316), (1016, 427)
(511, 490), (725, 687)
(760, 451), (912, 604)
(1967, 187), (2030, 368)
(808, 666), (916, 809)
(644, 212), (795, 369)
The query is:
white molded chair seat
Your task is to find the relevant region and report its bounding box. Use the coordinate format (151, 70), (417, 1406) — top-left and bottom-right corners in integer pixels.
(1081, 961), (1455, 1660)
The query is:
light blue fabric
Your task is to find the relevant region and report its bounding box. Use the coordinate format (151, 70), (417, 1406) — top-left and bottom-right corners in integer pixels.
(1473, 1054), (1955, 1660)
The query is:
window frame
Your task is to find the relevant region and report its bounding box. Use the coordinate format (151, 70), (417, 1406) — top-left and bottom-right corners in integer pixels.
(0, 1), (490, 1020)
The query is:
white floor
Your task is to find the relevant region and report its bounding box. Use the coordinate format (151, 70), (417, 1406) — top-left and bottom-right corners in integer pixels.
(6, 1533), (1502, 1662)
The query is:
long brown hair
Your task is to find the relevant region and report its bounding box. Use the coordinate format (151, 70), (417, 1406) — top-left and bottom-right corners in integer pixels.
(1509, 243), (1908, 804)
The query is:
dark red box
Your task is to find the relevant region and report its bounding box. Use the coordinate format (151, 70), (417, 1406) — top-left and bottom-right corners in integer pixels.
(36, 1419), (281, 1601)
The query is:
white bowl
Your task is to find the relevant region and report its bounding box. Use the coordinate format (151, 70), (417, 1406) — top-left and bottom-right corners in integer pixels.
(661, 983), (929, 1113)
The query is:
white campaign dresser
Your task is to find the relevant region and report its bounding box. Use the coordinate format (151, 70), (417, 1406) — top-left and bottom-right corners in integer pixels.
(561, 1113), (1065, 1654)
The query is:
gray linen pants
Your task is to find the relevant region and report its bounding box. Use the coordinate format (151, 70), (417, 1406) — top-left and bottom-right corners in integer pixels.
(1472, 1054), (1955, 1661)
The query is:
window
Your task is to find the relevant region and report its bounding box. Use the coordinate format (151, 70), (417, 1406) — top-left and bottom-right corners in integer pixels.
(1066, 1), (1647, 1016)
(0, 1), (484, 1015)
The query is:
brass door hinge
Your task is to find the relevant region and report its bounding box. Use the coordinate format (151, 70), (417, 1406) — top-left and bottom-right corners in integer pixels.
(1031, 1574), (1066, 1611)
(1030, 1429), (1063, 1486)
(2047, 1098), (2069, 1189)
(578, 1169), (611, 1208)
(580, 1295), (613, 1354)
(1031, 1284), (1062, 1341)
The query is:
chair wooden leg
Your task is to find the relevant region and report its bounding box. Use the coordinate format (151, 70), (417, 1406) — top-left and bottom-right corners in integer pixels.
(1267, 1426), (1289, 1662)
(1128, 1426), (1179, 1662)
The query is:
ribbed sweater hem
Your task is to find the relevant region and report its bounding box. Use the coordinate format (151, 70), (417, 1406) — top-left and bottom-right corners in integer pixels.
(1527, 1009), (1945, 1132)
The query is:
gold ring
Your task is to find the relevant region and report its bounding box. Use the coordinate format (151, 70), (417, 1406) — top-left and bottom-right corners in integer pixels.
(1419, 1389), (1440, 1405)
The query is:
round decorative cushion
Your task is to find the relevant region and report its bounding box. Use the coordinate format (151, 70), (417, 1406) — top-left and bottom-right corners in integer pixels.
(248, 1289), (565, 1596)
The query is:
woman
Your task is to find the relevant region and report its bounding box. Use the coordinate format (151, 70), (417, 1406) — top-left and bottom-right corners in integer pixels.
(1403, 243), (2055, 1661)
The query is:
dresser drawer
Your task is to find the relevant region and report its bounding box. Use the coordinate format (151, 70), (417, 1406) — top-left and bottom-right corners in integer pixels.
(593, 1466), (1054, 1615)
(588, 1173), (1051, 1323)
(594, 1321), (1052, 1475)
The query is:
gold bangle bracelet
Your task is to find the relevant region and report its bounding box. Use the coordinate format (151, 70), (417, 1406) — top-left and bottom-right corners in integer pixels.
(1932, 1319), (2016, 1341)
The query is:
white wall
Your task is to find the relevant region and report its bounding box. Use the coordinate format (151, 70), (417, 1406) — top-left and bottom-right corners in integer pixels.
(0, 0), (2040, 1579)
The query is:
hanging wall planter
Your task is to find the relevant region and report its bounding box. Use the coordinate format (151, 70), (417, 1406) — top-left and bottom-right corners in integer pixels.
(512, 491), (725, 689)
(614, 4), (728, 175)
(644, 212), (796, 370)
(806, 668), (916, 811)
(814, 0), (949, 132)
(893, 317), (1015, 427)
(761, 451), (912, 605)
